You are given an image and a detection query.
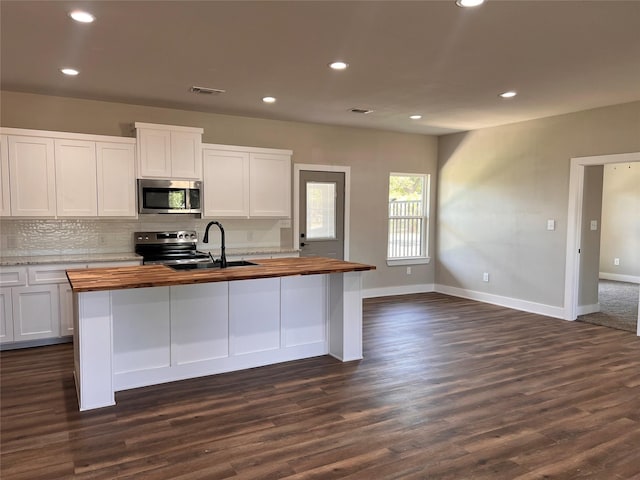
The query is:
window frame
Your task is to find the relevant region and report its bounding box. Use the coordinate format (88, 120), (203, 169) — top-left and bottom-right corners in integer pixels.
(386, 172), (431, 266)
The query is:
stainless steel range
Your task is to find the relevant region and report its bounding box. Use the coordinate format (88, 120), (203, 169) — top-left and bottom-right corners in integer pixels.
(134, 230), (211, 265)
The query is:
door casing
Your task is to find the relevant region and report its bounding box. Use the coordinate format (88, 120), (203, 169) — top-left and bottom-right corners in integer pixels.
(294, 164), (351, 261)
(564, 150), (640, 336)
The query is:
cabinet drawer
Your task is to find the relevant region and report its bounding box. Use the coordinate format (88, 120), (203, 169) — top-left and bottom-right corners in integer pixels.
(0, 267), (27, 287)
(27, 263), (87, 285)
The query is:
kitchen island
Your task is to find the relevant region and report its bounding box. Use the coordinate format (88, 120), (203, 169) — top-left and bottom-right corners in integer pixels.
(66, 257), (375, 411)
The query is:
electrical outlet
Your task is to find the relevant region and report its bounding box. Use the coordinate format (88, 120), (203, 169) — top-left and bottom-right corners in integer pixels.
(483, 272), (489, 282)
(614, 258), (620, 266)
(406, 266), (412, 275)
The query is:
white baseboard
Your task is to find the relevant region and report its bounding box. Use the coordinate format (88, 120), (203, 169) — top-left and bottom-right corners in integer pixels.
(577, 303), (600, 315)
(363, 283), (434, 299)
(434, 284), (566, 320)
(599, 272), (640, 284)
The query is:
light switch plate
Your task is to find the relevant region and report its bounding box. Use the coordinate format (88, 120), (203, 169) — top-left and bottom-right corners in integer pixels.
(590, 220), (598, 231)
(547, 219), (555, 231)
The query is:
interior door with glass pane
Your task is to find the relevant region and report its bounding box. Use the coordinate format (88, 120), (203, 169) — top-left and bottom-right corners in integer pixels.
(299, 171), (345, 259)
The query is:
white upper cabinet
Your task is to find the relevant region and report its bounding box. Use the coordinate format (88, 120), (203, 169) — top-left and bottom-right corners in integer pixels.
(8, 136), (56, 217)
(135, 123), (203, 180)
(202, 144), (292, 218)
(1, 128), (137, 218)
(170, 130), (202, 179)
(249, 152), (291, 217)
(203, 148), (250, 217)
(96, 142), (136, 217)
(0, 135), (10, 216)
(55, 139), (98, 216)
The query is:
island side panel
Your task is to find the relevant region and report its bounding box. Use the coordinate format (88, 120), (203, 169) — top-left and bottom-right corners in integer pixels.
(328, 271), (363, 361)
(75, 290), (115, 411)
(112, 286), (170, 391)
(171, 282), (230, 364)
(229, 277), (281, 355)
(281, 274), (328, 349)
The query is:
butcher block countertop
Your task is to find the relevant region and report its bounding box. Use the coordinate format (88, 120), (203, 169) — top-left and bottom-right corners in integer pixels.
(66, 257), (376, 293)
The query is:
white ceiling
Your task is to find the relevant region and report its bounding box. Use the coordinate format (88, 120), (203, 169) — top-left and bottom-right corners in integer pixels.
(2, 1), (640, 136)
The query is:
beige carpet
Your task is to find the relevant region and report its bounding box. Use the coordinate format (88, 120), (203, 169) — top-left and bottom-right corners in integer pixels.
(579, 280), (639, 333)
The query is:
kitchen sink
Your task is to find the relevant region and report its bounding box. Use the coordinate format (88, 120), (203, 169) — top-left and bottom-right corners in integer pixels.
(169, 260), (258, 271)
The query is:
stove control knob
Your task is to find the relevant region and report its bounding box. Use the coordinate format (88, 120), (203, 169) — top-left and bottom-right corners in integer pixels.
(178, 233), (183, 239)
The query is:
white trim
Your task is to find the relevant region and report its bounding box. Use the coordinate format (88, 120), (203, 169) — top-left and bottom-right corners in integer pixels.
(599, 272), (640, 284)
(564, 151), (640, 322)
(133, 122), (203, 134)
(386, 257), (431, 266)
(202, 142), (292, 156)
(388, 172), (430, 260)
(435, 284), (566, 320)
(0, 127), (136, 144)
(294, 164), (351, 260)
(363, 283), (434, 299)
(577, 303), (600, 315)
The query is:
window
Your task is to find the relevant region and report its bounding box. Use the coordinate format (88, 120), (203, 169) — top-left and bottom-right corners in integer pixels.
(306, 181), (336, 239)
(387, 173), (430, 265)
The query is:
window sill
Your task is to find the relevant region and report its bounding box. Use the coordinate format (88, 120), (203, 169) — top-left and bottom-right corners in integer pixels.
(386, 257), (431, 266)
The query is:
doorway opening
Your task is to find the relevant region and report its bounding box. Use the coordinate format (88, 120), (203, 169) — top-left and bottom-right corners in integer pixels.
(564, 151), (640, 336)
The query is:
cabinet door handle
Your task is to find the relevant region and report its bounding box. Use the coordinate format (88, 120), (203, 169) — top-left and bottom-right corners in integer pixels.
(300, 242), (306, 247)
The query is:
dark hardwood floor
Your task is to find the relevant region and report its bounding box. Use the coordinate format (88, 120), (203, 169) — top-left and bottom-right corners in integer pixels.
(2, 292), (640, 479)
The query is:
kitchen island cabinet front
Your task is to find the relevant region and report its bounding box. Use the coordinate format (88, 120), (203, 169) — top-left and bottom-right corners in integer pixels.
(70, 259), (372, 411)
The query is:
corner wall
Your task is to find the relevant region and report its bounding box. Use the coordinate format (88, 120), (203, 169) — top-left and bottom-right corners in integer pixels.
(436, 101), (640, 314)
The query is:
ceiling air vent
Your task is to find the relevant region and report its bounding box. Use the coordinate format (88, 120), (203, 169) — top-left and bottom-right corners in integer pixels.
(349, 108), (374, 114)
(190, 86), (226, 95)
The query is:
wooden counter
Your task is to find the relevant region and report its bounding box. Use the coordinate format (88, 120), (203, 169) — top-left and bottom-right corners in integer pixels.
(66, 257), (375, 292)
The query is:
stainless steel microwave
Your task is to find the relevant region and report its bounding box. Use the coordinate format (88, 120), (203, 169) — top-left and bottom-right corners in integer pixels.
(138, 179), (202, 215)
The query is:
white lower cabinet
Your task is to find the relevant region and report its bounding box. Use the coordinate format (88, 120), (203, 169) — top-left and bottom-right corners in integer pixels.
(0, 289), (14, 343)
(59, 283), (74, 336)
(229, 277), (281, 355)
(0, 260), (141, 347)
(11, 285), (59, 342)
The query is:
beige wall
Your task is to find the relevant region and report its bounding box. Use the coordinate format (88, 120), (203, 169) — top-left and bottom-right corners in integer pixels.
(437, 101), (640, 308)
(599, 162), (640, 279)
(0, 90), (438, 291)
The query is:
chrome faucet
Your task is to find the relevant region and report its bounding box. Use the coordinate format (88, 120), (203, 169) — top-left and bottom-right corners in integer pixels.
(203, 221), (227, 268)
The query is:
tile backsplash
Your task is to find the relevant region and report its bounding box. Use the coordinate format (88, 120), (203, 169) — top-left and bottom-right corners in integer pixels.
(0, 217), (285, 257)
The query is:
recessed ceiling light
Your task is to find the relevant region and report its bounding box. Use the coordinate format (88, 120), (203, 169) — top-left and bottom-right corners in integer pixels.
(60, 68), (79, 76)
(329, 61), (349, 70)
(69, 10), (95, 23)
(456, 0), (485, 7)
(499, 91), (517, 98)
(262, 96), (276, 104)
(409, 115), (422, 120)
